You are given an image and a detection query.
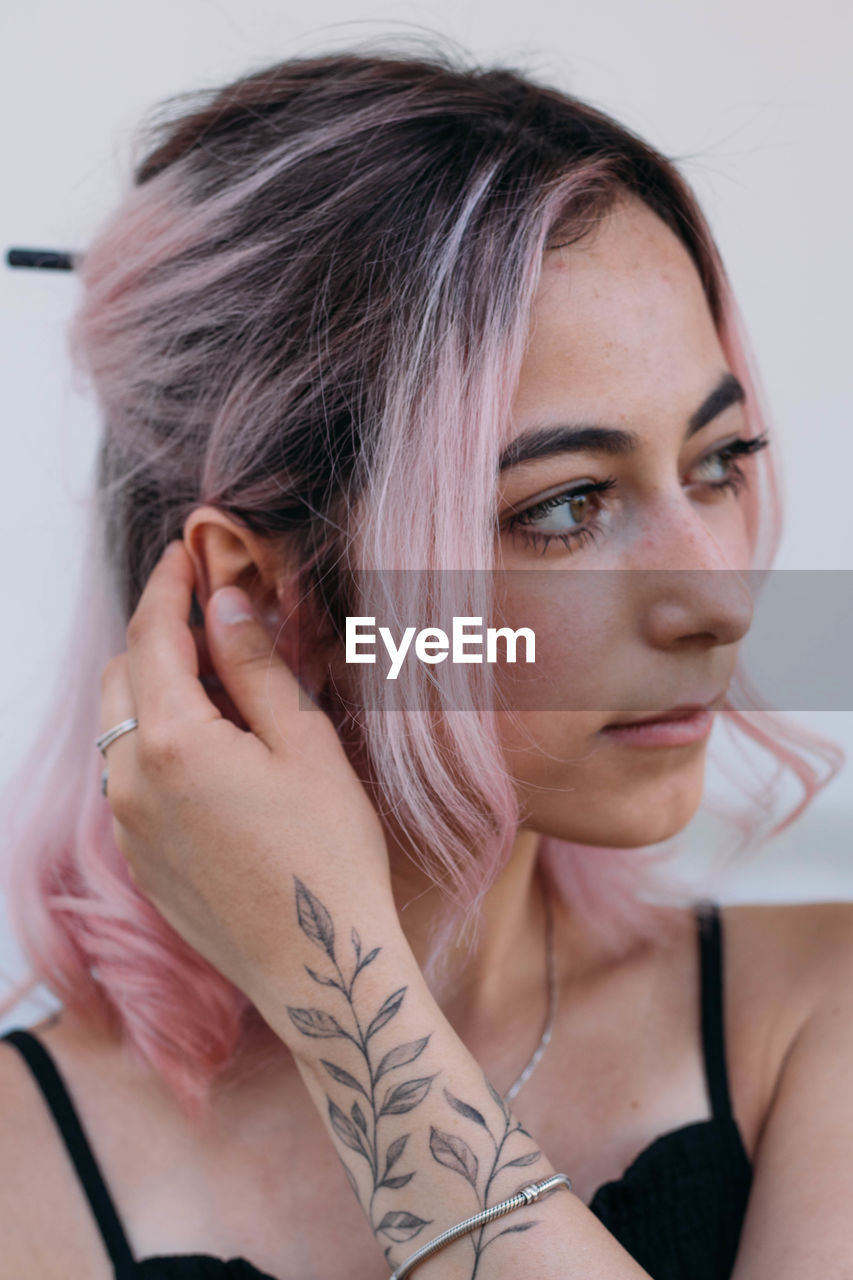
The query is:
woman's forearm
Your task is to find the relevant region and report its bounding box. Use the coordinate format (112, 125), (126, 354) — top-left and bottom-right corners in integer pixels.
(248, 876), (652, 1279)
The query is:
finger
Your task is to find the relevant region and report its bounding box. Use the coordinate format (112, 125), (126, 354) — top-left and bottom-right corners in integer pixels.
(204, 586), (308, 752)
(98, 651), (139, 805)
(99, 652), (136, 737)
(125, 541), (223, 732)
(191, 622), (219, 689)
(192, 621), (251, 729)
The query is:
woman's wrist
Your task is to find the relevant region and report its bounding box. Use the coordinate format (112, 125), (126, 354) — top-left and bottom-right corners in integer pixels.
(245, 872), (406, 1035)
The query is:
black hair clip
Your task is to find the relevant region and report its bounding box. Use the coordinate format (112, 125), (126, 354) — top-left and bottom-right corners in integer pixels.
(7, 247), (77, 271)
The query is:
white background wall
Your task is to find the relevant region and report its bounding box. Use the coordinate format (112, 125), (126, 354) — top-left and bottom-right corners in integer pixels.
(2, 0), (851, 1028)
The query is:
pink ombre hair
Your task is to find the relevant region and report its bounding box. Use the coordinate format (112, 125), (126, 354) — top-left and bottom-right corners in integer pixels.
(0, 43), (844, 1121)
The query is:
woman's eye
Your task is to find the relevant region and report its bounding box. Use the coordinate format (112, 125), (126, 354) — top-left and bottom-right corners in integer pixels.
(502, 432), (771, 555)
(688, 432), (771, 496)
(503, 477), (617, 555)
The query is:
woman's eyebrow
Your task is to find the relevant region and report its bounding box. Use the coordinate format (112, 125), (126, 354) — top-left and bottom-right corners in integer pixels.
(497, 371), (746, 473)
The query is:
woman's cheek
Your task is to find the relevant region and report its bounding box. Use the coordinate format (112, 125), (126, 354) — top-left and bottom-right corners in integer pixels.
(491, 572), (620, 716)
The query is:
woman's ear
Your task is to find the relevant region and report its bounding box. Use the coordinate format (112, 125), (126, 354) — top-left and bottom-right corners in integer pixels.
(180, 505), (334, 700)
(181, 507), (276, 613)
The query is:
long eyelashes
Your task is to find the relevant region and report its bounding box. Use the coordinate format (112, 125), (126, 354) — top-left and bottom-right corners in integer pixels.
(504, 433), (771, 555)
(505, 477), (617, 557)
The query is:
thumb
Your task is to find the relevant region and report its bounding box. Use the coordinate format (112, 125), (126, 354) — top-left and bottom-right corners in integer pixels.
(205, 586), (305, 749)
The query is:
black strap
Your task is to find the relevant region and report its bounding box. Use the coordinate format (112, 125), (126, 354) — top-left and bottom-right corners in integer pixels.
(1, 1027), (137, 1275)
(695, 900), (734, 1121)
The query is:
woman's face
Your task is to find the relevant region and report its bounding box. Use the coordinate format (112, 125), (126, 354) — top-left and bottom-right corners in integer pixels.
(492, 194), (758, 848)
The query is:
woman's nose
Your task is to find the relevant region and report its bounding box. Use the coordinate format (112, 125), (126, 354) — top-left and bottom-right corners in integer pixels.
(630, 496), (754, 649)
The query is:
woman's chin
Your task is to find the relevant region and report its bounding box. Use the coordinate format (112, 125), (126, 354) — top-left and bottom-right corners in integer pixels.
(532, 782), (704, 849)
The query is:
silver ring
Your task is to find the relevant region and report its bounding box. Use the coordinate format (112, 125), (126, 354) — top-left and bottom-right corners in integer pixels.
(96, 717), (139, 756)
(96, 717), (139, 798)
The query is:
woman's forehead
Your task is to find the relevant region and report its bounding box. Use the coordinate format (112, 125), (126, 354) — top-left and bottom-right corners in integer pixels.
(515, 200), (724, 426)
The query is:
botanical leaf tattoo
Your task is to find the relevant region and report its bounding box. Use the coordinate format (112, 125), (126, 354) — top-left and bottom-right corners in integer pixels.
(320, 1059), (369, 1097)
(502, 1149), (541, 1168)
(376, 1036), (430, 1081)
(304, 965), (344, 991)
(429, 1126), (479, 1188)
(428, 1073), (546, 1277)
(285, 1007), (353, 1041)
(377, 1210), (434, 1244)
(287, 877), (435, 1256)
(367, 987), (407, 1040)
(444, 1087), (487, 1128)
(288, 877), (546, 1277)
(381, 1171), (415, 1190)
(380, 1075), (436, 1117)
(383, 1133), (409, 1173)
(294, 877), (336, 960)
(486, 1075), (510, 1120)
(329, 1098), (373, 1163)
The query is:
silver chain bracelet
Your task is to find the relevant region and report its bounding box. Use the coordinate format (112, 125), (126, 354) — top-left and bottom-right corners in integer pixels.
(387, 1172), (572, 1280)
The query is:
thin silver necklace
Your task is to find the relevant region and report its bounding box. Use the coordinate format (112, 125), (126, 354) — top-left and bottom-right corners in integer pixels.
(502, 871), (558, 1104)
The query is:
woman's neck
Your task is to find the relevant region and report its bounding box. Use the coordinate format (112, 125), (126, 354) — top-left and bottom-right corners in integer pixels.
(385, 826), (552, 1031)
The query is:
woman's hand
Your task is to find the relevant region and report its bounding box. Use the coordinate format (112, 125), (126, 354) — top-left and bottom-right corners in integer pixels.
(98, 539), (392, 1004)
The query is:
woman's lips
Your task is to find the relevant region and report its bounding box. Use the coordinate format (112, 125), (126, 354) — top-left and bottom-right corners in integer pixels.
(606, 702), (709, 727)
(600, 703), (716, 747)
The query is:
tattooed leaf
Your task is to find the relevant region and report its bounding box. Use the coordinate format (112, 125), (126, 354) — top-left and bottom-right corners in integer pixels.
(443, 1087), (487, 1128)
(485, 1074), (509, 1119)
(501, 1149), (541, 1168)
(341, 1160), (361, 1203)
(376, 1036), (431, 1081)
(383, 1133), (409, 1177)
(380, 1075), (436, 1117)
(351, 926), (362, 960)
(380, 1172), (415, 1190)
(429, 1126), (479, 1188)
(377, 1211), (433, 1244)
(355, 947), (380, 976)
(483, 1221), (537, 1249)
(294, 877), (335, 959)
(320, 1059), (368, 1097)
(304, 965), (343, 990)
(286, 1007), (350, 1040)
(366, 987), (407, 1040)
(351, 1101), (368, 1134)
(328, 1099), (371, 1161)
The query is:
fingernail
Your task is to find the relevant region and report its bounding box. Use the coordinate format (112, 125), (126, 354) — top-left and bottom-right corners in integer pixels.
(213, 588), (255, 625)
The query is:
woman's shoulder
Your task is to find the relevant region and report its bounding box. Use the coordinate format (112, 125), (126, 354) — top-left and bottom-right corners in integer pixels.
(0, 1010), (129, 1276)
(721, 896), (853, 1002)
(716, 898), (853, 1259)
(0, 1007), (201, 1277)
(714, 898), (853, 1143)
(628, 896), (853, 1165)
(711, 897), (853, 1042)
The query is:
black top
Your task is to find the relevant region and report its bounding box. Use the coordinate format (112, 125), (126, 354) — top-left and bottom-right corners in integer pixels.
(1, 899), (752, 1279)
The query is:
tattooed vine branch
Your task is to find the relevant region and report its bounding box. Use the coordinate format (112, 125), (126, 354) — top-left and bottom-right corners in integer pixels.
(430, 1078), (543, 1276)
(286, 877), (436, 1263)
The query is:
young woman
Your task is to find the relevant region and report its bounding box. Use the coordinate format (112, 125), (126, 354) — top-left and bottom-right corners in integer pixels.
(1, 44), (850, 1280)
